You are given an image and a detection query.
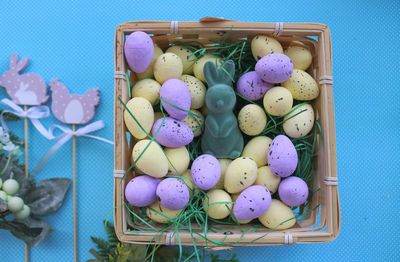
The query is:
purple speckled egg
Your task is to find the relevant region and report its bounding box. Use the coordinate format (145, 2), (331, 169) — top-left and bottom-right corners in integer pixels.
(124, 31), (154, 73)
(237, 71), (274, 101)
(279, 176), (309, 206)
(152, 117), (194, 147)
(160, 79), (191, 120)
(156, 178), (190, 210)
(268, 135), (298, 177)
(233, 185), (272, 220)
(125, 175), (160, 207)
(191, 154), (221, 190)
(255, 53), (293, 84)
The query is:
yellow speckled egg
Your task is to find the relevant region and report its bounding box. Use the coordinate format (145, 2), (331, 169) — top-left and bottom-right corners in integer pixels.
(213, 159), (233, 189)
(284, 42), (312, 70)
(224, 157), (258, 194)
(203, 189), (232, 219)
(132, 139), (168, 178)
(238, 104), (267, 136)
(180, 75), (207, 109)
(230, 193), (252, 224)
(242, 136), (272, 167)
(251, 35), (283, 61)
(258, 199), (296, 229)
(154, 53), (183, 84)
(193, 55), (221, 82)
(131, 79), (161, 105)
(146, 200), (182, 223)
(124, 97), (154, 139)
(283, 103), (315, 138)
(263, 86), (293, 116)
(166, 46), (196, 74)
(136, 44), (164, 79)
(182, 109), (204, 137)
(255, 166), (281, 194)
(181, 169), (199, 195)
(165, 147), (190, 176)
(282, 69), (319, 101)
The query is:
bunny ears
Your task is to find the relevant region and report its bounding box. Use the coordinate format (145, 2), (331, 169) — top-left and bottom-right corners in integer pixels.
(10, 53), (30, 73)
(204, 60), (235, 87)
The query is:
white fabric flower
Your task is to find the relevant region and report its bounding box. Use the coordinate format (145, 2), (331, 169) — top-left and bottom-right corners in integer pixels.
(3, 142), (20, 155)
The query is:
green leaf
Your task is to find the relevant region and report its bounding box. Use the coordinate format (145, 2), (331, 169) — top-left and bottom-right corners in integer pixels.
(0, 110), (20, 121)
(128, 244), (147, 261)
(153, 246), (179, 262)
(25, 178), (71, 216)
(104, 220), (119, 248)
(88, 248), (106, 262)
(91, 236), (113, 259)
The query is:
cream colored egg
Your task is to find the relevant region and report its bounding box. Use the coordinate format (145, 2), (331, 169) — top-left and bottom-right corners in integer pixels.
(132, 139), (168, 178)
(154, 112), (164, 122)
(165, 147), (190, 176)
(181, 169), (199, 195)
(193, 55), (221, 82)
(202, 189), (232, 219)
(258, 199), (296, 229)
(131, 78), (161, 105)
(238, 104), (267, 136)
(154, 53), (183, 84)
(180, 75), (207, 109)
(263, 86), (293, 116)
(283, 103), (315, 138)
(146, 200), (182, 223)
(242, 136), (272, 167)
(282, 69), (319, 101)
(255, 166), (281, 194)
(284, 42), (312, 70)
(251, 35), (283, 61)
(224, 157), (258, 194)
(136, 44), (164, 79)
(124, 97), (154, 139)
(166, 46), (196, 74)
(182, 109), (204, 137)
(230, 193), (252, 224)
(201, 105), (209, 117)
(213, 159), (233, 189)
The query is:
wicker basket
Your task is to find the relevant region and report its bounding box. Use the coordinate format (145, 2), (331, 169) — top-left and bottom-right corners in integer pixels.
(113, 17), (340, 246)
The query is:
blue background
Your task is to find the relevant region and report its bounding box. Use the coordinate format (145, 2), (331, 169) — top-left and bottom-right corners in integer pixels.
(0, 0), (399, 261)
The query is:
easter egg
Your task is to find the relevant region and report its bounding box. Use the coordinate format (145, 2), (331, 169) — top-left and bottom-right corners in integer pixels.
(279, 176), (309, 206)
(193, 55), (221, 82)
(255, 53), (293, 84)
(152, 117), (194, 147)
(160, 79), (191, 120)
(258, 199), (296, 229)
(181, 169), (199, 195)
(182, 109), (204, 137)
(165, 146), (190, 176)
(238, 104), (267, 136)
(125, 175), (160, 207)
(213, 159), (232, 189)
(203, 189), (233, 219)
(131, 79), (161, 105)
(263, 86), (293, 116)
(146, 200), (182, 223)
(191, 154), (221, 190)
(282, 69), (319, 100)
(224, 157), (258, 193)
(154, 53), (183, 84)
(156, 178), (190, 210)
(124, 31), (154, 73)
(255, 166), (281, 194)
(233, 185), (271, 220)
(284, 42), (312, 70)
(7, 196), (24, 212)
(230, 193), (252, 224)
(136, 44), (164, 79)
(124, 97), (154, 140)
(180, 75), (207, 109)
(2, 179), (19, 195)
(251, 35), (283, 61)
(268, 135), (298, 178)
(283, 103), (315, 138)
(132, 139), (168, 178)
(166, 46), (196, 74)
(0, 191), (7, 201)
(14, 205), (30, 220)
(237, 71), (273, 101)
(241, 136), (272, 167)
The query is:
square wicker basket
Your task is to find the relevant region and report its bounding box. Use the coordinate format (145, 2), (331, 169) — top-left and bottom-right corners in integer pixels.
(113, 17), (340, 247)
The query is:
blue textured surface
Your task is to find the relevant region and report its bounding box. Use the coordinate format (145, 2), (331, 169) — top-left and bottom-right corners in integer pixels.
(0, 0), (399, 261)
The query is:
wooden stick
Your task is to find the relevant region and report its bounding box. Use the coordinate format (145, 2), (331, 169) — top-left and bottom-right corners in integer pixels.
(72, 124), (77, 262)
(24, 105), (29, 262)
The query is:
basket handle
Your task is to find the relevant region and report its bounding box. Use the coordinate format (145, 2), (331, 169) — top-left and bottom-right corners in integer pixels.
(199, 16), (233, 23)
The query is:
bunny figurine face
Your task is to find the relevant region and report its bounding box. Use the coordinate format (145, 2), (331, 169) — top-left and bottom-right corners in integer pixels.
(205, 84), (236, 114)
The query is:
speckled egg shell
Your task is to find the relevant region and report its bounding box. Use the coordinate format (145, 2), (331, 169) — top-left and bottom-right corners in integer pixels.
(125, 175), (160, 207)
(242, 136), (272, 167)
(255, 166), (281, 194)
(160, 79), (191, 120)
(191, 154), (221, 190)
(166, 46), (196, 74)
(233, 185), (272, 220)
(131, 78), (161, 105)
(146, 200), (182, 224)
(181, 169), (199, 195)
(237, 71), (273, 101)
(230, 193), (252, 224)
(263, 86), (293, 116)
(284, 42), (312, 70)
(258, 199), (296, 229)
(278, 176), (309, 206)
(154, 53), (183, 84)
(202, 189), (232, 219)
(156, 178), (190, 210)
(124, 97), (154, 140)
(213, 159), (232, 189)
(182, 109), (204, 137)
(152, 117), (194, 147)
(136, 44), (163, 79)
(268, 135), (298, 178)
(180, 75), (207, 109)
(165, 147), (190, 176)
(193, 55), (221, 82)
(132, 139), (168, 178)
(251, 35), (283, 61)
(283, 103), (315, 138)
(238, 104), (267, 136)
(224, 157), (258, 194)
(282, 69), (319, 100)
(124, 31), (154, 73)
(255, 53), (293, 84)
